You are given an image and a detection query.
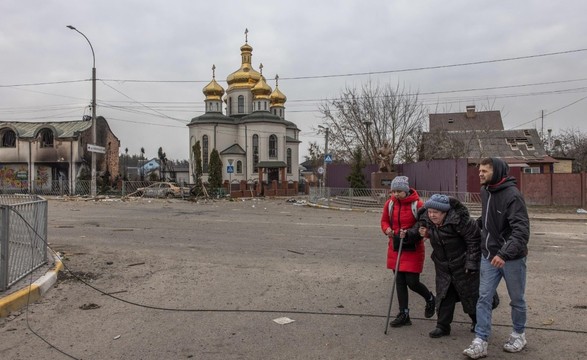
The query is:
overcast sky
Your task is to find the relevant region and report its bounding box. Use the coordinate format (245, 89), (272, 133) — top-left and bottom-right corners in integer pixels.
(2, 0), (586, 161)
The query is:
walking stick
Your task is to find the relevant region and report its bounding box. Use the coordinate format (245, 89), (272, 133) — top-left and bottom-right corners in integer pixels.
(384, 233), (404, 335)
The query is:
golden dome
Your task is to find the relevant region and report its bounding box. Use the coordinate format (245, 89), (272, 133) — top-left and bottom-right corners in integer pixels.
(226, 42), (261, 91)
(251, 63), (272, 100)
(202, 65), (225, 101)
(270, 74), (287, 107)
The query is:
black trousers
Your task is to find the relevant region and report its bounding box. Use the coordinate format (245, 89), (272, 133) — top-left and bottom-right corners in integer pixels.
(436, 283), (476, 332)
(396, 271), (432, 311)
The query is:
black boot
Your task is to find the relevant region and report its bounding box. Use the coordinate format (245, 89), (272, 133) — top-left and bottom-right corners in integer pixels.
(429, 327), (451, 338)
(390, 310), (411, 327)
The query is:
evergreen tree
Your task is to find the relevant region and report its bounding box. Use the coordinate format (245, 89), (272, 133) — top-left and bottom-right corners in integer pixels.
(208, 149), (223, 191)
(158, 147), (168, 181)
(347, 146), (367, 189)
(191, 141), (204, 196)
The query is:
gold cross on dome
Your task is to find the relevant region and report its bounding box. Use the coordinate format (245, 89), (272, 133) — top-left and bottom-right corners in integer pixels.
(212, 64), (216, 78)
(245, 28), (249, 43)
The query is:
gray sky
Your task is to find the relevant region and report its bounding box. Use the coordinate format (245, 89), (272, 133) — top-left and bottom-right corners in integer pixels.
(2, 0), (586, 161)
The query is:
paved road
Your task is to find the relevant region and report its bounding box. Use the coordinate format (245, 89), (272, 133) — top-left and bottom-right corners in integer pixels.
(1, 197), (586, 359)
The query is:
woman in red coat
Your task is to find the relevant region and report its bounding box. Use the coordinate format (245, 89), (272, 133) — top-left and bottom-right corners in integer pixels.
(380, 176), (435, 327)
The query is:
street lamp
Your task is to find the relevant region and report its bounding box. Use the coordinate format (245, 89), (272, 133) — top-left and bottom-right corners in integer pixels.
(67, 25), (97, 197)
(317, 125), (329, 188)
(363, 121), (372, 163)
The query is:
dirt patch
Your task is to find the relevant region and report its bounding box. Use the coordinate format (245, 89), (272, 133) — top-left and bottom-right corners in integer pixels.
(57, 270), (100, 283)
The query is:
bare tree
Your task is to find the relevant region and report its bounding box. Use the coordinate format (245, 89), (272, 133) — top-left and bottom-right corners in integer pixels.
(550, 128), (587, 172)
(318, 81), (427, 164)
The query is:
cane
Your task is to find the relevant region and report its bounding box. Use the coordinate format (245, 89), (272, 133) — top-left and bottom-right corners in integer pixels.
(384, 232), (404, 335)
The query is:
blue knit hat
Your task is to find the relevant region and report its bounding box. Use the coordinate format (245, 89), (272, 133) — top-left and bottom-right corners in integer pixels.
(390, 176), (410, 193)
(425, 194), (451, 212)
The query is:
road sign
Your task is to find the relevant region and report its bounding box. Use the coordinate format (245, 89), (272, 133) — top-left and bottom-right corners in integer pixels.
(324, 154), (333, 163)
(227, 165), (234, 174)
(87, 144), (106, 154)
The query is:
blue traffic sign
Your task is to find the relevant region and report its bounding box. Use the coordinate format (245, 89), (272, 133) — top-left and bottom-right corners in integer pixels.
(324, 154), (333, 163)
(227, 165), (234, 173)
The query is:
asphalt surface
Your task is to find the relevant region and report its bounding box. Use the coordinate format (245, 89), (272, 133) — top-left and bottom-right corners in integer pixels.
(1, 197), (586, 360)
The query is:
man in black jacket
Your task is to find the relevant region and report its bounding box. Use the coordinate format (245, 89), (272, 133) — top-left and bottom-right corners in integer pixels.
(464, 158), (530, 359)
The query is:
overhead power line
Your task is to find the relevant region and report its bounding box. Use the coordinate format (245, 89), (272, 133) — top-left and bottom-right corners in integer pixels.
(1, 48), (586, 87)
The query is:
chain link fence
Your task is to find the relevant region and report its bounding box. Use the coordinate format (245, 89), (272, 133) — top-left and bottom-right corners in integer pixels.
(0, 195), (48, 291)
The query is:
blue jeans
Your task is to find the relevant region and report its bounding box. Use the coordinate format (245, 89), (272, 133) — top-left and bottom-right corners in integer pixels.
(475, 257), (527, 341)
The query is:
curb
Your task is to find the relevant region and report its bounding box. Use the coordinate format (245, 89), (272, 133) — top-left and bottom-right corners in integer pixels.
(0, 255), (63, 318)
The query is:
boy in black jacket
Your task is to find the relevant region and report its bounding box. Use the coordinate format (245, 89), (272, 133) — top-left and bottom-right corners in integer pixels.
(463, 158), (530, 359)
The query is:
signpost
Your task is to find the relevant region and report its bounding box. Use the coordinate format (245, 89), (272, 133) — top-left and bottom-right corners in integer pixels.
(227, 159), (234, 195)
(87, 144), (105, 154)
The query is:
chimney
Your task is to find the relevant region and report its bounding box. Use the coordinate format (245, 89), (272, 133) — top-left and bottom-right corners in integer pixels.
(465, 105), (476, 119)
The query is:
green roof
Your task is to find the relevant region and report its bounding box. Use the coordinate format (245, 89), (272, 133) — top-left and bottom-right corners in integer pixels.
(257, 161), (287, 168)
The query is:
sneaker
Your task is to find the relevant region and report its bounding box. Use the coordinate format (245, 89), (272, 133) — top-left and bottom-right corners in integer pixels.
(503, 332), (527, 353)
(390, 311), (412, 327)
(463, 337), (488, 359)
(425, 294), (436, 318)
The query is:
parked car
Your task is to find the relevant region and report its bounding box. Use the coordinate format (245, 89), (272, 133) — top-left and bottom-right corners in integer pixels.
(135, 182), (182, 198)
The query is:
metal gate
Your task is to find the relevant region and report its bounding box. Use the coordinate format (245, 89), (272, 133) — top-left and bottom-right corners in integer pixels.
(0, 195), (48, 291)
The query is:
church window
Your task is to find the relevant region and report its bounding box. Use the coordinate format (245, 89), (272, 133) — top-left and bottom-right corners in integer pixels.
(264, 102), (267, 111)
(39, 128), (54, 148)
(202, 135), (209, 173)
(253, 134), (259, 173)
(236, 160), (243, 174)
(228, 97), (233, 115)
(287, 148), (292, 174)
(238, 95), (245, 113)
(269, 134), (277, 158)
(1, 129), (16, 147)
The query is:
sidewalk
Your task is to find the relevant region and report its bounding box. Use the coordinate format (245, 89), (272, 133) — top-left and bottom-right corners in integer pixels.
(0, 253), (62, 317)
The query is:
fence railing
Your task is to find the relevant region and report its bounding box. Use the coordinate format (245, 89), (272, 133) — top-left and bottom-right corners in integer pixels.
(0, 195), (48, 291)
(308, 187), (482, 212)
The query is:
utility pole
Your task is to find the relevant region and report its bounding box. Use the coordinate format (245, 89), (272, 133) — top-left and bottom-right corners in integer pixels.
(318, 125), (329, 188)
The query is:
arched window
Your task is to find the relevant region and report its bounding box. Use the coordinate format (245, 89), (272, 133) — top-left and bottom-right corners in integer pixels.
(228, 97), (233, 115)
(238, 95), (245, 113)
(1, 129), (16, 147)
(39, 128), (54, 148)
(269, 134), (277, 158)
(252, 134), (259, 173)
(202, 135), (209, 173)
(236, 160), (243, 174)
(287, 148), (292, 174)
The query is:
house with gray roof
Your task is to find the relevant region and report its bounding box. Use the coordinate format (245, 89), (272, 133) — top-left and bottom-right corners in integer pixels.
(421, 105), (556, 172)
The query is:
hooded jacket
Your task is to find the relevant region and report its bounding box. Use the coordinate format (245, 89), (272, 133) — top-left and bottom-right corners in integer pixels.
(406, 198), (481, 314)
(380, 189), (425, 273)
(479, 158), (530, 261)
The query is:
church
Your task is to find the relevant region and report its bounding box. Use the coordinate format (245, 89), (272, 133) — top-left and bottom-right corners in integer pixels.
(188, 33), (301, 196)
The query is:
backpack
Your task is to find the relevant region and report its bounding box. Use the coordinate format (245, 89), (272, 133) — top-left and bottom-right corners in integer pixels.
(388, 199), (418, 221)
